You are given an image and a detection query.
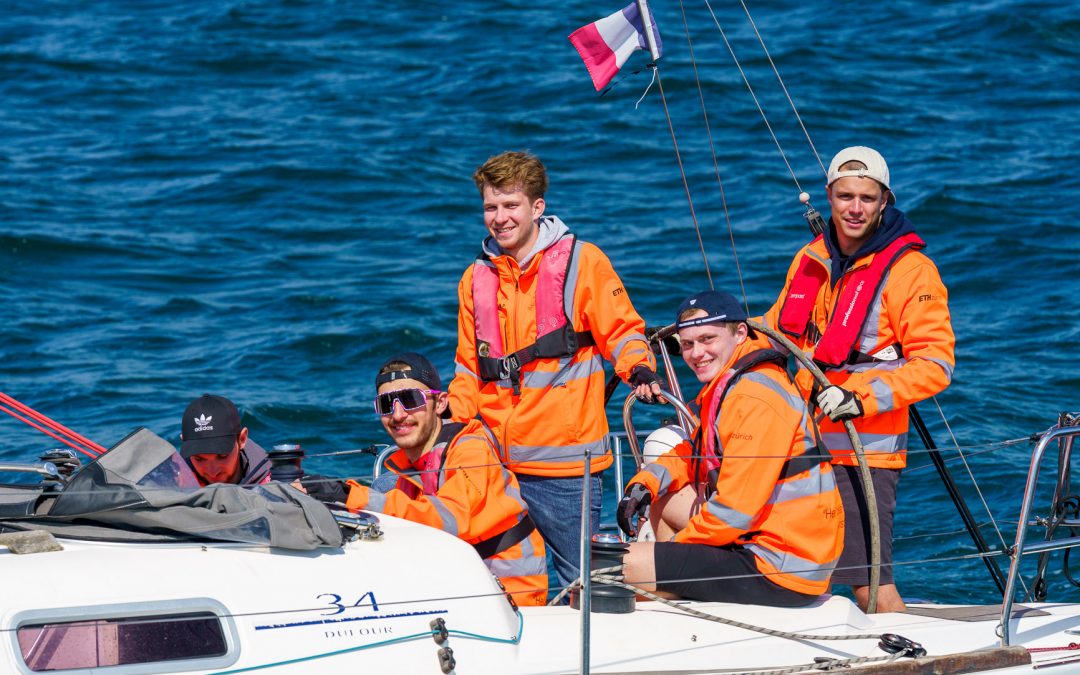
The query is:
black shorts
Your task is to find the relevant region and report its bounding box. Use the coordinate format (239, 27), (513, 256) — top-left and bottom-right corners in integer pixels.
(653, 542), (818, 607)
(831, 465), (900, 586)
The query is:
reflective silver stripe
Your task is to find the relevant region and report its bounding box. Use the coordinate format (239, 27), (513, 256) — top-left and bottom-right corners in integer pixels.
(496, 354), (603, 390)
(485, 553), (547, 579)
(612, 333), (648, 362)
(508, 438), (607, 463)
(503, 473), (528, 512)
(455, 361), (479, 379)
(564, 236), (582, 319)
(746, 543), (837, 583)
(740, 371), (805, 416)
(426, 494), (460, 537)
(766, 463), (831, 505)
(869, 378), (894, 413)
(834, 358), (907, 375)
(644, 463), (673, 496)
(366, 490), (387, 512)
(821, 431), (907, 454)
(923, 356), (954, 382)
(807, 248), (829, 267)
(856, 280), (888, 354)
(798, 409), (817, 454)
(703, 495), (756, 531)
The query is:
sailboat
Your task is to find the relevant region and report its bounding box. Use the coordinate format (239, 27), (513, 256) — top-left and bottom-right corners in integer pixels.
(4, 1), (1080, 673)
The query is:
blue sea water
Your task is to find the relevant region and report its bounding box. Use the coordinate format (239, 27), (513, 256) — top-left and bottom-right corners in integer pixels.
(1, 0), (1078, 605)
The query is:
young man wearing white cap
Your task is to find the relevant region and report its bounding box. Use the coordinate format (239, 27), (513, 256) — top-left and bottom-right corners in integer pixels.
(764, 146), (955, 612)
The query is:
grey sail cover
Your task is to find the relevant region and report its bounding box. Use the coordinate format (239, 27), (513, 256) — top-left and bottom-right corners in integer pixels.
(43, 427), (343, 549)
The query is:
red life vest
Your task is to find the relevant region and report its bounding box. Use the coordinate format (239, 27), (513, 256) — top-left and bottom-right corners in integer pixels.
(777, 233), (924, 368)
(693, 349), (788, 485)
(396, 440), (450, 499)
(470, 234), (595, 389)
(391, 421), (538, 560)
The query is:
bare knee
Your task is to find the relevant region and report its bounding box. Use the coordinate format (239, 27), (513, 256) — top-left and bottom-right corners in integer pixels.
(623, 542), (657, 592)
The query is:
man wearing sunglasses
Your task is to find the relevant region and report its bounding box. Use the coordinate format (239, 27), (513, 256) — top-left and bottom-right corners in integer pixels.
(341, 352), (548, 606)
(179, 394), (271, 486)
(450, 151), (662, 594)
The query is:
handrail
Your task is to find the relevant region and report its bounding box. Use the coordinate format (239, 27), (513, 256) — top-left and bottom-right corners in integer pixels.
(1000, 421), (1080, 645)
(621, 389), (697, 471)
(0, 461), (60, 480)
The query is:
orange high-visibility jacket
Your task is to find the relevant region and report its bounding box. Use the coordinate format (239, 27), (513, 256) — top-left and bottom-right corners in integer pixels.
(345, 419), (547, 606)
(449, 216), (655, 477)
(764, 234), (955, 469)
(629, 338), (843, 597)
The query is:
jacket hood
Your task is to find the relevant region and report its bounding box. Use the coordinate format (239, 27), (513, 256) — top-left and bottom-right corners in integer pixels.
(825, 205), (917, 284)
(481, 215), (569, 267)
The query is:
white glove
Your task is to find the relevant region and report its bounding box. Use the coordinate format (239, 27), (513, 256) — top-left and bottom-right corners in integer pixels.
(816, 385), (864, 422)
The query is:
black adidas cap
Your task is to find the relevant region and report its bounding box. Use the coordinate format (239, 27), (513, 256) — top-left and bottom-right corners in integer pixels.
(180, 394), (242, 457)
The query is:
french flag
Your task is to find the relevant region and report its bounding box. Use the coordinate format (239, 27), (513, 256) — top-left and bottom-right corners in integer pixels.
(569, 1), (663, 91)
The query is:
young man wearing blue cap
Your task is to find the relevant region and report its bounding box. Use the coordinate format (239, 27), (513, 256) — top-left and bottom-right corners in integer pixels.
(618, 291), (842, 606)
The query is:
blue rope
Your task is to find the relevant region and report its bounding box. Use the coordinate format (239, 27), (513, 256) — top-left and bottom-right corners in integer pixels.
(211, 610), (523, 673)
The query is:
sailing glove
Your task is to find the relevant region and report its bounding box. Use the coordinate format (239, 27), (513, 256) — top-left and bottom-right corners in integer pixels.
(629, 365), (660, 388)
(816, 385), (864, 422)
(630, 366), (664, 403)
(617, 483), (652, 538)
(300, 474), (348, 504)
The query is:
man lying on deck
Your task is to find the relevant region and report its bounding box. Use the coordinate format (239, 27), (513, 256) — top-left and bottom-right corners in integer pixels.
(619, 291), (843, 607)
(334, 352), (548, 606)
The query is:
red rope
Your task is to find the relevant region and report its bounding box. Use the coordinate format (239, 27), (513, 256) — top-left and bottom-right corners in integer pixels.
(0, 392), (105, 457)
(1028, 643), (1080, 653)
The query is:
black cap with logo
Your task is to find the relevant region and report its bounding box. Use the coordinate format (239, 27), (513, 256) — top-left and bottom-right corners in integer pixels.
(180, 394), (242, 458)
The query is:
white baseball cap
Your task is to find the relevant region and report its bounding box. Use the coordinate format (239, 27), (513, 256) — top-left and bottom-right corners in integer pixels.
(827, 146), (896, 204)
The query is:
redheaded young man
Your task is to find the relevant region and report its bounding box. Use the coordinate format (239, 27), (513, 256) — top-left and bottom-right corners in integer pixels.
(343, 352), (547, 606)
(619, 291), (842, 606)
(180, 394), (270, 486)
(764, 146), (955, 613)
(449, 151), (661, 592)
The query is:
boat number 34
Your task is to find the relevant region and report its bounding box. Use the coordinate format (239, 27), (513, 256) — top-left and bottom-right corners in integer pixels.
(317, 591), (380, 616)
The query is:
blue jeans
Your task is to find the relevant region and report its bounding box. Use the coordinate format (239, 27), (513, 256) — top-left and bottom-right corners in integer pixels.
(517, 473), (602, 596)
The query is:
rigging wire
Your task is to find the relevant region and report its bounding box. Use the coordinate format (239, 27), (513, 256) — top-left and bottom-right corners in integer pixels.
(17, 433), (1037, 500)
(701, 0), (804, 195)
(736, 0), (826, 177)
(676, 0), (747, 310)
(929, 396), (1016, 567)
(653, 64), (715, 289)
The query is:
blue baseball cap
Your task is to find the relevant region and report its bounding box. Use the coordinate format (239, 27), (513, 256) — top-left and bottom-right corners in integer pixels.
(675, 291), (754, 335)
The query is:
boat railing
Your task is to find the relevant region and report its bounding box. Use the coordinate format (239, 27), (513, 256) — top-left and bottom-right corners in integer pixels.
(1000, 412), (1080, 646)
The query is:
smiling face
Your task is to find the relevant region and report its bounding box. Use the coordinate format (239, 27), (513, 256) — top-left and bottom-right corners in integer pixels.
(377, 377), (447, 461)
(482, 183), (544, 262)
(188, 427), (248, 485)
(827, 175), (889, 256)
(677, 311), (748, 383)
